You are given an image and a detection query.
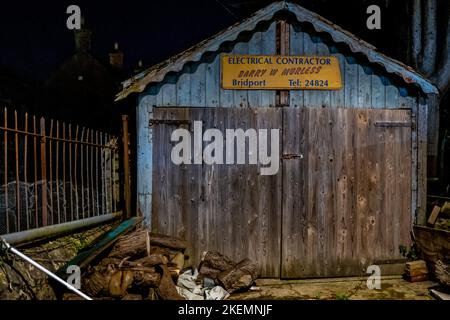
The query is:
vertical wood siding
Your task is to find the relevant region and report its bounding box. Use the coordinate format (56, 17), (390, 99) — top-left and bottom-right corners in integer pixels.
(142, 20), (420, 111)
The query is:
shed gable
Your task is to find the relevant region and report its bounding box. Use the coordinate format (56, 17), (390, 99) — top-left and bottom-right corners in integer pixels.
(141, 18), (420, 110)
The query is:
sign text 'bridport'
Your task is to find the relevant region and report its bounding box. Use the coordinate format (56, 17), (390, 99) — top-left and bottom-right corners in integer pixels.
(221, 55), (342, 90)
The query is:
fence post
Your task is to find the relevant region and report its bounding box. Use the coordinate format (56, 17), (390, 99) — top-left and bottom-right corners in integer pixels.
(40, 117), (48, 226)
(122, 115), (131, 219)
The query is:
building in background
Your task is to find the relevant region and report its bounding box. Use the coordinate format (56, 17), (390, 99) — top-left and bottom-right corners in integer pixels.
(42, 20), (130, 132)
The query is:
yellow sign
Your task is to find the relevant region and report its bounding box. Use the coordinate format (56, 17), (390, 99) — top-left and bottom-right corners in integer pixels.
(221, 55), (342, 90)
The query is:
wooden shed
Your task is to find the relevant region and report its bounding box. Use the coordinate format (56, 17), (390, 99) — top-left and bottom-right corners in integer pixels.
(117, 2), (439, 278)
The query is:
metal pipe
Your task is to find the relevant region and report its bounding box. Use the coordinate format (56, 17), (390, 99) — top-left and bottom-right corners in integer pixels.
(1, 211), (122, 246)
(0, 238), (92, 300)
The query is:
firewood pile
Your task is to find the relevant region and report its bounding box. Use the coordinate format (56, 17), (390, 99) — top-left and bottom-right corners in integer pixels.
(435, 259), (450, 288)
(63, 229), (258, 300)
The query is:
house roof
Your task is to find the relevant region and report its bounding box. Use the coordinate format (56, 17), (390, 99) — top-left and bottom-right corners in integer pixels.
(116, 1), (438, 101)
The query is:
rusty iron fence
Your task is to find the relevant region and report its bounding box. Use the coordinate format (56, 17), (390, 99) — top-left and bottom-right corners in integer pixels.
(0, 107), (121, 235)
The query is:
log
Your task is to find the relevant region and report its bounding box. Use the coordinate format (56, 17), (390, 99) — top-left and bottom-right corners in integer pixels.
(414, 226), (450, 277)
(428, 205), (441, 226)
(63, 293), (84, 300)
(156, 265), (185, 300)
(109, 230), (188, 259)
(218, 258), (258, 293)
(404, 260), (429, 280)
(133, 268), (161, 288)
(441, 202), (450, 215)
(122, 294), (143, 300)
(150, 233), (188, 251)
(109, 230), (148, 259)
(108, 270), (134, 298)
(150, 246), (182, 261)
(201, 251), (236, 271)
(405, 274), (429, 282)
(406, 268), (428, 277)
(83, 270), (107, 297)
(171, 252), (185, 270)
(135, 254), (168, 267)
(147, 288), (159, 300)
(198, 265), (221, 280)
(435, 260), (450, 288)
(405, 260), (427, 270)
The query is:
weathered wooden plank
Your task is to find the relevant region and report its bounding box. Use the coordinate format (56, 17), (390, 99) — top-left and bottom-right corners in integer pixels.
(190, 62), (207, 107)
(385, 78), (400, 109)
(426, 93), (439, 177)
(260, 22), (277, 108)
(258, 108), (282, 277)
(417, 95), (427, 225)
(330, 52), (345, 109)
(281, 107), (307, 277)
(289, 23), (304, 108)
(411, 96), (418, 223)
(358, 64), (372, 109)
(176, 66), (191, 106)
(247, 31), (263, 108)
(161, 74), (177, 106)
(302, 32), (318, 108)
(398, 109), (413, 249)
(306, 108), (319, 275)
(367, 110), (385, 261)
(344, 56), (359, 108)
(371, 72), (386, 109)
(314, 36), (331, 108)
(279, 21), (290, 106)
(232, 42), (249, 108)
(137, 90), (155, 225)
(333, 108), (355, 275)
(323, 108), (337, 275)
(206, 54), (220, 108)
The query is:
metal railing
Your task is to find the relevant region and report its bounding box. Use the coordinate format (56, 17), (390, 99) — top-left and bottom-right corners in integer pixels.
(0, 107), (120, 234)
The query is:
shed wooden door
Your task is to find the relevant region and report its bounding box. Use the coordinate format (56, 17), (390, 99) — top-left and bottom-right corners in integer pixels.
(281, 107), (412, 278)
(152, 107), (282, 277)
(151, 107), (412, 278)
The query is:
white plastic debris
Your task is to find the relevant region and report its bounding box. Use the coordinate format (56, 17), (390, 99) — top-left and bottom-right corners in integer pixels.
(176, 286), (204, 300)
(204, 286), (230, 300)
(176, 269), (229, 300)
(177, 269), (204, 295)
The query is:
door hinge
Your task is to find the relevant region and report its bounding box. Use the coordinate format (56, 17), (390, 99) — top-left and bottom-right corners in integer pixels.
(373, 121), (412, 128)
(149, 119), (190, 127)
(281, 153), (303, 160)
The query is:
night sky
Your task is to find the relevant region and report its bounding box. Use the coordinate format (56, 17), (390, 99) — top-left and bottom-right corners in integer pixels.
(0, 0), (237, 81)
(0, 0), (403, 82)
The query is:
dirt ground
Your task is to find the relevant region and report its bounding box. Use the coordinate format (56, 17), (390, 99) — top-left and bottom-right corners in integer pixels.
(229, 276), (438, 300)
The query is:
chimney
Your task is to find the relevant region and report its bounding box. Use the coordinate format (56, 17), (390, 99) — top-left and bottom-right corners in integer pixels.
(109, 42), (124, 69)
(134, 59), (144, 73)
(74, 17), (92, 53)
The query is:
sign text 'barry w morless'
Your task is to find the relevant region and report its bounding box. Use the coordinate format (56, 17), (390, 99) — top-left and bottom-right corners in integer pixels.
(221, 55), (342, 90)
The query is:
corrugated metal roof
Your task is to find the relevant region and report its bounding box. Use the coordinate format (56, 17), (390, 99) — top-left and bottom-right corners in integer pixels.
(116, 1), (438, 101)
